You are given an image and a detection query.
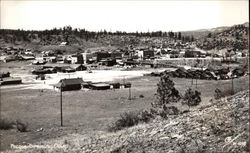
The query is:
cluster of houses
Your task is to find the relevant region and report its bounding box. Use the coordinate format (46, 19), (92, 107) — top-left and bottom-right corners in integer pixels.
(149, 66), (247, 80)
(33, 50), (122, 66)
(1, 44), (247, 68)
(31, 64), (87, 75)
(0, 47), (35, 62)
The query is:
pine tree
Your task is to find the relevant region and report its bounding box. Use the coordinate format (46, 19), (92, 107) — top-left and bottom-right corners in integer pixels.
(178, 32), (182, 40)
(152, 74), (180, 108)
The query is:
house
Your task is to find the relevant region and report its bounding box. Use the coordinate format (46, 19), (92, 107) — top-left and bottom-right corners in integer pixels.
(31, 67), (55, 75)
(93, 51), (111, 62)
(61, 66), (76, 73)
(122, 82), (131, 88)
(0, 72), (10, 78)
(42, 50), (55, 57)
(110, 51), (122, 59)
(20, 55), (35, 60)
(71, 54), (83, 64)
(48, 56), (57, 63)
(89, 83), (110, 90)
(71, 64), (87, 71)
(0, 77), (22, 85)
(32, 60), (47, 65)
(56, 56), (64, 63)
(82, 52), (94, 64)
(54, 78), (83, 91)
(109, 82), (121, 89)
(3, 55), (22, 62)
(184, 50), (202, 58)
(59, 42), (68, 46)
(99, 58), (116, 66)
(137, 49), (154, 60)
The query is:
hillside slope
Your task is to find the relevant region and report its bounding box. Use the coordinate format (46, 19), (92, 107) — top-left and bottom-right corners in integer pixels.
(196, 23), (249, 51)
(7, 90), (249, 153)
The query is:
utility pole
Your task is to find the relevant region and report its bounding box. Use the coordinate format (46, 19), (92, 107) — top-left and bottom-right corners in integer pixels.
(231, 77), (234, 95)
(195, 78), (197, 89)
(128, 87), (131, 100)
(60, 85), (63, 126)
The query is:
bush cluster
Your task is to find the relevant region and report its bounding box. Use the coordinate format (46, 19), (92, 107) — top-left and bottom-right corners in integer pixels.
(0, 119), (28, 132)
(0, 119), (14, 130)
(108, 110), (154, 132)
(109, 75), (202, 132)
(182, 88), (201, 106)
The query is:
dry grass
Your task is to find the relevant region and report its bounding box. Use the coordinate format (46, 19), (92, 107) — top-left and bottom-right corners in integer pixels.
(0, 63), (248, 150)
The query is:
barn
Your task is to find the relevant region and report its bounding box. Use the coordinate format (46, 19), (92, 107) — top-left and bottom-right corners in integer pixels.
(55, 78), (83, 91)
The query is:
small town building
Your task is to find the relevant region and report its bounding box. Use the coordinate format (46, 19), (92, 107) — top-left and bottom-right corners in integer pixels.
(0, 77), (22, 85)
(93, 51), (111, 62)
(60, 66), (76, 73)
(0, 72), (10, 78)
(82, 52), (94, 64)
(99, 58), (116, 66)
(54, 78), (83, 91)
(71, 54), (84, 64)
(71, 64), (87, 71)
(110, 51), (122, 59)
(137, 50), (154, 60)
(184, 50), (202, 58)
(20, 55), (35, 60)
(109, 82), (121, 89)
(59, 42), (68, 46)
(89, 83), (110, 90)
(3, 55), (22, 62)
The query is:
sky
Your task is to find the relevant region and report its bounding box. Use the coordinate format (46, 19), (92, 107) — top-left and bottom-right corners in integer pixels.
(0, 0), (249, 32)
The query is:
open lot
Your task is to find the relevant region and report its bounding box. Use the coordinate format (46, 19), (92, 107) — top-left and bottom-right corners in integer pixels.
(0, 65), (248, 151)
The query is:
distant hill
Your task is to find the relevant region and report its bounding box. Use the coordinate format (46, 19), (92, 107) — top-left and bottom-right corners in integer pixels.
(182, 22), (249, 51)
(181, 26), (230, 38)
(0, 22), (248, 53)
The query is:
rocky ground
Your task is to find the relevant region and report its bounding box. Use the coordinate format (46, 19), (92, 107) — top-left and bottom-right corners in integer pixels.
(4, 89), (249, 153)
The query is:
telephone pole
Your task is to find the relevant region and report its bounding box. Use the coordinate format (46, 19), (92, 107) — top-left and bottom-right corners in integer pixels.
(231, 77), (234, 95)
(128, 87), (131, 100)
(195, 78), (197, 89)
(60, 85), (63, 126)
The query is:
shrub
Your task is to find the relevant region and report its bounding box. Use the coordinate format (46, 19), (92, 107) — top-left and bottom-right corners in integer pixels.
(137, 110), (154, 123)
(214, 88), (223, 99)
(0, 119), (14, 130)
(108, 110), (154, 132)
(139, 94), (144, 98)
(183, 88), (201, 106)
(16, 120), (28, 132)
(150, 106), (179, 119)
(108, 112), (140, 132)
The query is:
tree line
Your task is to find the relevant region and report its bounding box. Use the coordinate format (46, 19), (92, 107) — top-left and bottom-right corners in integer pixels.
(0, 26), (195, 43)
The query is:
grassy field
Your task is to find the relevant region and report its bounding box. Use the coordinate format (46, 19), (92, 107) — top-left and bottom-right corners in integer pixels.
(0, 62), (249, 151)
